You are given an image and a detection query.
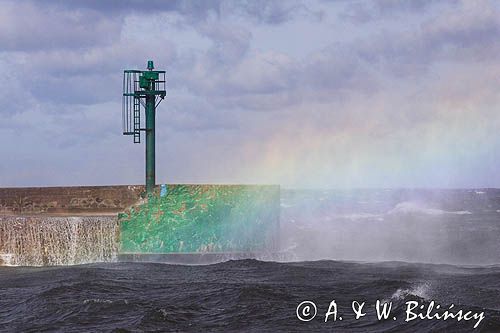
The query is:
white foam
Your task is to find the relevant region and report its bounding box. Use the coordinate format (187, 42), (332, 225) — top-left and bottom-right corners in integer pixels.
(83, 299), (129, 305)
(387, 201), (472, 216)
(332, 213), (384, 221)
(390, 282), (432, 301)
(453, 210), (473, 215)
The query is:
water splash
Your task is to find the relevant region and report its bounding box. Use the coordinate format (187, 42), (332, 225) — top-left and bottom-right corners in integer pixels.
(387, 201), (472, 216)
(0, 216), (118, 266)
(279, 189), (500, 264)
(390, 282), (432, 301)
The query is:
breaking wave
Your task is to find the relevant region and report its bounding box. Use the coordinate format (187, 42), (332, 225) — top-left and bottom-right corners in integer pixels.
(390, 282), (432, 301)
(387, 201), (472, 216)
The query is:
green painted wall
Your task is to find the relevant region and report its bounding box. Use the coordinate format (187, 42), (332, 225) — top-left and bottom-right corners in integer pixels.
(119, 185), (280, 254)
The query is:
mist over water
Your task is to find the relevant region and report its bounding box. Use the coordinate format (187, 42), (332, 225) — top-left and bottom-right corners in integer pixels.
(280, 189), (500, 265)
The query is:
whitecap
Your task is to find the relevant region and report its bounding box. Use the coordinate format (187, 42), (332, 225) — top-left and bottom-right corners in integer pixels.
(83, 299), (128, 305)
(387, 201), (472, 216)
(390, 282), (432, 301)
(332, 213), (384, 221)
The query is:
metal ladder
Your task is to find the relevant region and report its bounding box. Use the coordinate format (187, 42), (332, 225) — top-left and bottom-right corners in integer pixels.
(133, 96), (140, 143)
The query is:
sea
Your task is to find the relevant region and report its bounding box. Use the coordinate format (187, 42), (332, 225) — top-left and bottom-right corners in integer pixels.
(0, 189), (499, 332)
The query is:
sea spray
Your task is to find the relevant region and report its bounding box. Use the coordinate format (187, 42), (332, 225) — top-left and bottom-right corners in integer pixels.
(0, 216), (118, 266)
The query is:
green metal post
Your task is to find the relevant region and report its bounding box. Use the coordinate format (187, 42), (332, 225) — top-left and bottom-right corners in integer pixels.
(145, 82), (156, 194)
(123, 60), (165, 195)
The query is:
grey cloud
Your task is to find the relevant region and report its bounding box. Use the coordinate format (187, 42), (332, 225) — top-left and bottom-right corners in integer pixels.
(337, 1), (500, 79)
(421, 2), (500, 58)
(0, 0), (222, 52)
(162, 93), (240, 132)
(232, 0), (319, 24)
(0, 1), (121, 51)
(7, 0), (498, 115)
(198, 23), (252, 66)
(36, 0), (223, 16)
(175, 39), (378, 112)
(30, 74), (120, 105)
(176, 49), (298, 111)
(33, 0), (312, 25)
(26, 41), (177, 76)
(3, 40), (177, 108)
(171, 0), (499, 118)
(302, 44), (377, 92)
(339, 0), (453, 23)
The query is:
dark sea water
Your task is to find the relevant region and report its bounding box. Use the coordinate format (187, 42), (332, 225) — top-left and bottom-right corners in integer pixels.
(0, 260), (500, 332)
(1, 189), (499, 332)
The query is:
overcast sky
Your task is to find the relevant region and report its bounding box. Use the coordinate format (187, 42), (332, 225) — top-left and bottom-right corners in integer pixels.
(1, 0), (499, 188)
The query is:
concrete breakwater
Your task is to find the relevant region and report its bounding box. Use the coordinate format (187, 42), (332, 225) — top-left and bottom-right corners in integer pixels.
(0, 185), (144, 216)
(0, 185), (280, 266)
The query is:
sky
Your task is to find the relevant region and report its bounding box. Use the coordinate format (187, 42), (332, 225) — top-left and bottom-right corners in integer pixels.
(0, 0), (499, 189)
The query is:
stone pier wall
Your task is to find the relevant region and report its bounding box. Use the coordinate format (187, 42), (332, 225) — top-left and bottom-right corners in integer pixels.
(0, 185), (145, 216)
(0, 185), (280, 266)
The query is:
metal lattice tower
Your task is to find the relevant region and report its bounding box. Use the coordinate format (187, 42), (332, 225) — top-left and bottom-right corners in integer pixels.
(122, 60), (166, 194)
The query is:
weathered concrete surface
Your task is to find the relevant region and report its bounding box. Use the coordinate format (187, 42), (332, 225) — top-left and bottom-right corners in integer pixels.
(0, 185), (145, 216)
